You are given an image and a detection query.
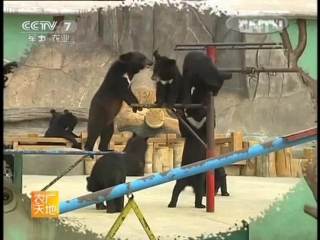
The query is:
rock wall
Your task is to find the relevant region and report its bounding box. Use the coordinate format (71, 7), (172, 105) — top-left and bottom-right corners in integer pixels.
(4, 6), (316, 138)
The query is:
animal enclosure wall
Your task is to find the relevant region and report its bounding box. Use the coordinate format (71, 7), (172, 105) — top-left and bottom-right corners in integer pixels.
(4, 9), (317, 139)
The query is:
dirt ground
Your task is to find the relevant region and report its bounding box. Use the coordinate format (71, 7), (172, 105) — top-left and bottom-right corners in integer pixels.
(22, 175), (300, 240)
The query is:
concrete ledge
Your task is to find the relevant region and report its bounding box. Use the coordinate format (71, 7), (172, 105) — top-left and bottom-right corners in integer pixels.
(23, 148), (85, 176)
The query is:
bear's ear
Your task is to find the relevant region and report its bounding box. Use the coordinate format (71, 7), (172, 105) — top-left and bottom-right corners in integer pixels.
(119, 52), (132, 62)
(168, 59), (176, 65)
(132, 132), (137, 138)
(153, 50), (161, 60)
(50, 109), (56, 114)
(144, 136), (149, 141)
(64, 109), (70, 114)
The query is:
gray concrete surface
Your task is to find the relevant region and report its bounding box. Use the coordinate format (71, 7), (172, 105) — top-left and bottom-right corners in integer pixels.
(23, 175), (300, 240)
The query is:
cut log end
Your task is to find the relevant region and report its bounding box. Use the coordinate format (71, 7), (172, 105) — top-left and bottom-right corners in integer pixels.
(144, 109), (165, 129)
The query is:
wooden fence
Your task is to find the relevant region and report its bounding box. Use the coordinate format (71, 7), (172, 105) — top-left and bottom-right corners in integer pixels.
(4, 132), (315, 177)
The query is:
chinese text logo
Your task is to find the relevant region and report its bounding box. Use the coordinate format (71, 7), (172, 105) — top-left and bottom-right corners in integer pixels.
(22, 20), (77, 34)
(226, 16), (289, 34)
(31, 191), (59, 218)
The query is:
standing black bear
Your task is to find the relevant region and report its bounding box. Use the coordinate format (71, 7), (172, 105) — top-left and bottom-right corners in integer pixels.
(168, 86), (229, 208)
(182, 51), (232, 103)
(86, 132), (149, 213)
(84, 52), (153, 154)
(44, 109), (81, 149)
(151, 50), (183, 107)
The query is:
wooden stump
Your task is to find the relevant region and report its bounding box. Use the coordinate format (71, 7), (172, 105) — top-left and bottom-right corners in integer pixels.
(240, 141), (257, 176)
(275, 148), (293, 177)
(230, 132), (245, 164)
(172, 142), (184, 167)
(144, 109), (165, 129)
(144, 143), (154, 174)
(152, 147), (165, 173)
(303, 148), (315, 162)
(291, 159), (308, 177)
(256, 152), (277, 177)
(168, 148), (174, 170)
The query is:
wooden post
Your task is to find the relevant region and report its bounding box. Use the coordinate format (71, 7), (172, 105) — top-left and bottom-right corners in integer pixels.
(230, 132), (245, 164)
(275, 148), (293, 177)
(240, 141), (257, 176)
(303, 148), (315, 162)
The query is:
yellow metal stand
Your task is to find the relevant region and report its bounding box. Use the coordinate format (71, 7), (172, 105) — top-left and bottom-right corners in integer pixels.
(105, 194), (157, 240)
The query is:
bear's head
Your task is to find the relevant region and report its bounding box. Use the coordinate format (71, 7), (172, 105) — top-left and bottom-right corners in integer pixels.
(119, 52), (153, 80)
(56, 110), (78, 131)
(86, 176), (98, 192)
(151, 50), (177, 82)
(123, 132), (149, 161)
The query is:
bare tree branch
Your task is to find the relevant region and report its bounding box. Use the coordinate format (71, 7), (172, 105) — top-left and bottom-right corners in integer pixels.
(293, 19), (307, 59)
(280, 29), (293, 52)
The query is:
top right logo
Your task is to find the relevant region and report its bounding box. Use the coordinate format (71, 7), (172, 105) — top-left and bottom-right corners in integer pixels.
(226, 16), (289, 34)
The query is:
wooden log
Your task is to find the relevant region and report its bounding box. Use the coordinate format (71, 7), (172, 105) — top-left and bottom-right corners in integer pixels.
(172, 142), (184, 167)
(168, 148), (174, 170)
(257, 152), (277, 177)
(144, 143), (154, 174)
(120, 131), (133, 138)
(144, 109), (165, 129)
(152, 147), (165, 173)
(291, 159), (309, 178)
(275, 148), (293, 177)
(230, 131), (246, 165)
(240, 141), (257, 176)
(303, 148), (315, 162)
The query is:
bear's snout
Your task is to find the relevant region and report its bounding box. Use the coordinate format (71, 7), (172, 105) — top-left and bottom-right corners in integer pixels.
(151, 73), (159, 81)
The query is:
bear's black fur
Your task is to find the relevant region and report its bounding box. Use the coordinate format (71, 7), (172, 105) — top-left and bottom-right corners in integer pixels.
(151, 51), (183, 107)
(84, 52), (153, 156)
(44, 109), (81, 149)
(3, 144), (14, 181)
(182, 51), (232, 103)
(4, 61), (18, 88)
(49, 109), (79, 138)
(168, 87), (229, 208)
(86, 132), (149, 213)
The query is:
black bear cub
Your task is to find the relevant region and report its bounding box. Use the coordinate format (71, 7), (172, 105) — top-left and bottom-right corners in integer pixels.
(44, 109), (81, 149)
(84, 52), (153, 155)
(151, 51), (183, 107)
(86, 132), (149, 213)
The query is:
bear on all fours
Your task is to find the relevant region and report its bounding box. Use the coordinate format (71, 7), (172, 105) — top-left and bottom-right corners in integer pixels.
(86, 132), (149, 213)
(151, 50), (183, 107)
(84, 52), (153, 155)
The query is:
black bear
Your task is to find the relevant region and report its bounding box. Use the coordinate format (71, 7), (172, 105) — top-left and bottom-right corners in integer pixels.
(44, 109), (81, 149)
(181, 51), (232, 103)
(49, 109), (79, 138)
(4, 61), (18, 88)
(86, 132), (149, 213)
(151, 51), (183, 107)
(84, 52), (153, 155)
(3, 144), (14, 182)
(168, 87), (229, 208)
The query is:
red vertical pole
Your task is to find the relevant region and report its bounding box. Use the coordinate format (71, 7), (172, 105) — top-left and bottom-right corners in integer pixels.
(205, 46), (216, 212)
